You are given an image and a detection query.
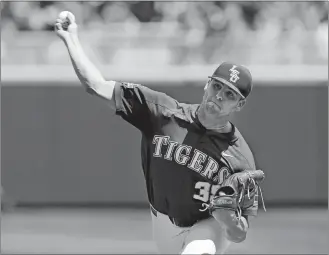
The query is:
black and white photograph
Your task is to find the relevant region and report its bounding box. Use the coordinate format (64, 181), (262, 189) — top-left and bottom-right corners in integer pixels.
(1, 1), (328, 254)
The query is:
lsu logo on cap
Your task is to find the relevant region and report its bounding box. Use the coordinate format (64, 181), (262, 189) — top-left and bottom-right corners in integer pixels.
(229, 65), (240, 83)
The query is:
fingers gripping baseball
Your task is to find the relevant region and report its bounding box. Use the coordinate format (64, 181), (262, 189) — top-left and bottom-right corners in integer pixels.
(54, 22), (63, 32)
(55, 11), (77, 40)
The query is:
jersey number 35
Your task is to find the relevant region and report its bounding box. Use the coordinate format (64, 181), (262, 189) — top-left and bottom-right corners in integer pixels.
(193, 182), (221, 203)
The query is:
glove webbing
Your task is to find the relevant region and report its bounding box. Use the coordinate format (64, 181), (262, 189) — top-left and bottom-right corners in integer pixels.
(243, 173), (267, 212)
(237, 173), (267, 219)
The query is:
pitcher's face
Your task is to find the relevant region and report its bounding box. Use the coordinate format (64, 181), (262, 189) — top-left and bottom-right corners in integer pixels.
(201, 79), (246, 117)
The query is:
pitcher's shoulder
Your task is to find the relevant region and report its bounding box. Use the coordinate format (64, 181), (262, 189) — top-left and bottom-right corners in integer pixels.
(233, 127), (256, 169)
(162, 102), (199, 123)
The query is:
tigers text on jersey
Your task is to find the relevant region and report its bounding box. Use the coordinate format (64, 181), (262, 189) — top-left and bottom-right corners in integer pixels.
(112, 81), (258, 226)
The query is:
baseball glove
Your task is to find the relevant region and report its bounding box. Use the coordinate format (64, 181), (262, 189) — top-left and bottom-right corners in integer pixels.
(200, 170), (266, 221)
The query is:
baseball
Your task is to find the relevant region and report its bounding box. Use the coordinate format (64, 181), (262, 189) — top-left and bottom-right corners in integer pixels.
(58, 11), (75, 30)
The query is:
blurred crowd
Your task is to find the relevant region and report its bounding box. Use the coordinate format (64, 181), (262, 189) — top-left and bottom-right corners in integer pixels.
(1, 1), (328, 65)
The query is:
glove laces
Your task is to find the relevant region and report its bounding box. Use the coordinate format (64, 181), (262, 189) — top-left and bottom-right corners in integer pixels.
(243, 173), (267, 212)
(199, 202), (210, 212)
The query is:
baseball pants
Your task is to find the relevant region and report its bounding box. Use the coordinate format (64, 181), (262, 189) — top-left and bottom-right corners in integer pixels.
(150, 205), (231, 254)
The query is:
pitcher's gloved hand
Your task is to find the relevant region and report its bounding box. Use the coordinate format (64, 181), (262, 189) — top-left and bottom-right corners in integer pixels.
(201, 170), (266, 228)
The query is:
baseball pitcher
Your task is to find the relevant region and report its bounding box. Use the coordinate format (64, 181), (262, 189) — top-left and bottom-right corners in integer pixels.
(55, 11), (266, 255)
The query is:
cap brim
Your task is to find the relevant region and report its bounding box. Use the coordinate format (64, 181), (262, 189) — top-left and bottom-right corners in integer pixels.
(208, 76), (245, 99)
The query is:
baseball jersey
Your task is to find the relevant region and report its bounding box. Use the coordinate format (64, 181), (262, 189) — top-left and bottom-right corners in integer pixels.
(112, 81), (258, 225)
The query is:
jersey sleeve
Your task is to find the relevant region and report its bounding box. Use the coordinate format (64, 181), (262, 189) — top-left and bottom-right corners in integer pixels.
(112, 81), (184, 135)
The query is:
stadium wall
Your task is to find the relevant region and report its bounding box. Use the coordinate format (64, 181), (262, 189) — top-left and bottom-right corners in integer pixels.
(1, 80), (328, 207)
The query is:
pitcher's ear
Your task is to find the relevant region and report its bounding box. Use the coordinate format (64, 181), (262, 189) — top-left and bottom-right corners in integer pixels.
(236, 99), (246, 111)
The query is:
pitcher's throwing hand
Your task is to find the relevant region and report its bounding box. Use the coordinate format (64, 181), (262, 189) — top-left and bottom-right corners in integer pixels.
(55, 11), (78, 41)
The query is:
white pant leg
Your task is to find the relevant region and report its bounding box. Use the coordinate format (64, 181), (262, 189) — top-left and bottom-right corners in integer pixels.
(150, 206), (190, 254)
(180, 217), (232, 255)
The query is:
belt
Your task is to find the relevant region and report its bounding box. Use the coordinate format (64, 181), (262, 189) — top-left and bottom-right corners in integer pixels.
(150, 205), (197, 228)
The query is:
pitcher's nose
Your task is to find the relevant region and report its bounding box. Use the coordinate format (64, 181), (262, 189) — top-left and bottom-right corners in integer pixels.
(216, 92), (223, 101)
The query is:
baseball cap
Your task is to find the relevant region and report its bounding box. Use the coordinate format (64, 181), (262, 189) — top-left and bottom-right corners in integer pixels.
(208, 62), (253, 99)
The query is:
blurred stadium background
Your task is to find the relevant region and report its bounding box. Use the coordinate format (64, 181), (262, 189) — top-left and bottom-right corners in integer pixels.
(1, 1), (328, 254)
